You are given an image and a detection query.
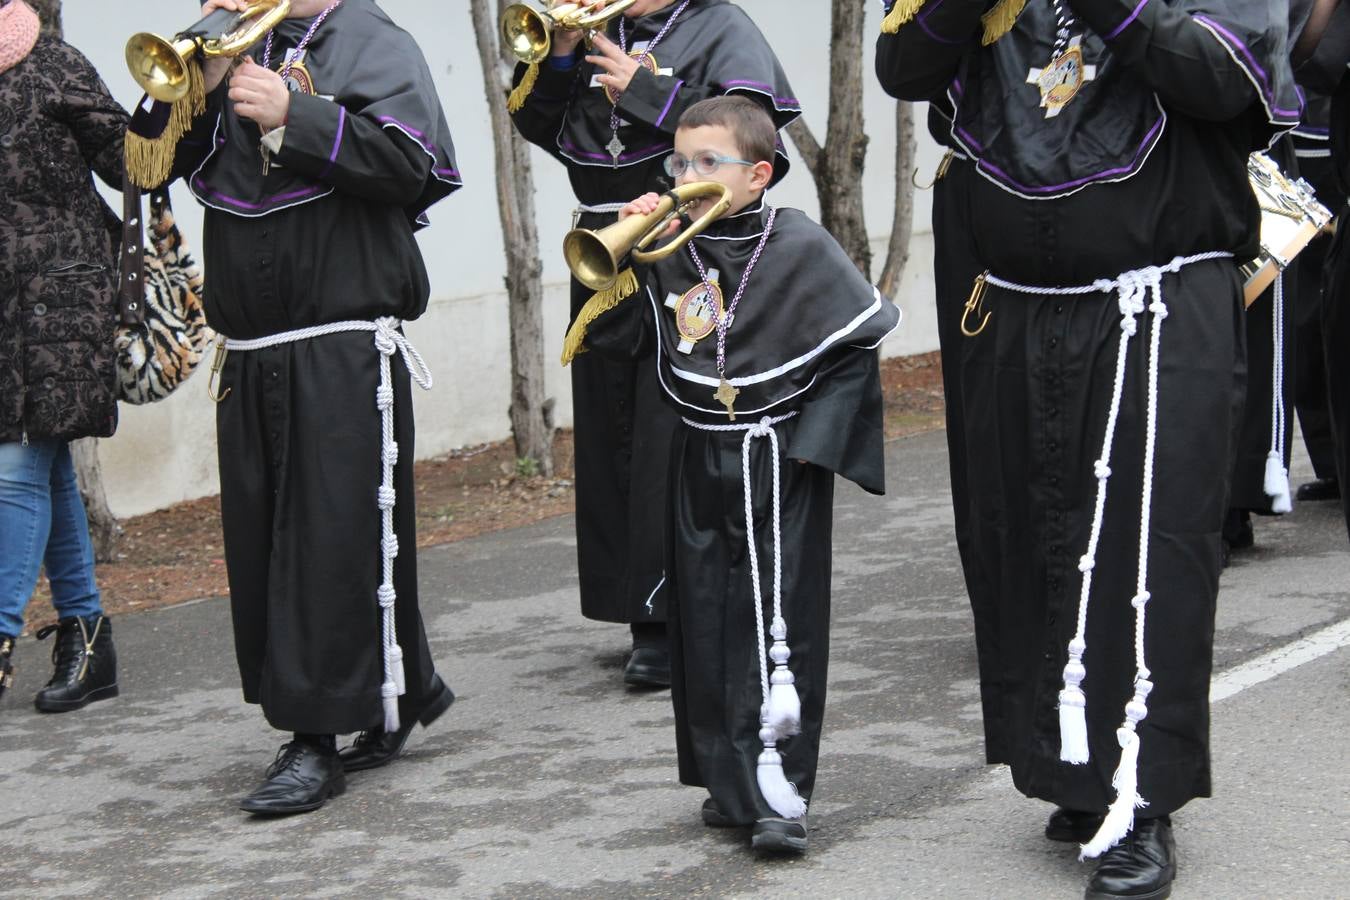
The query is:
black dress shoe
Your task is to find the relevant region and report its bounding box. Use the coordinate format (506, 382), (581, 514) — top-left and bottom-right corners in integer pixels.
(33, 615), (118, 713)
(339, 682), (455, 773)
(1085, 816), (1176, 900)
(1222, 509), (1254, 551)
(623, 646), (670, 688)
(1046, 807), (1106, 843)
(751, 817), (808, 854)
(1296, 477), (1340, 502)
(239, 741), (345, 815)
(702, 797), (737, 828)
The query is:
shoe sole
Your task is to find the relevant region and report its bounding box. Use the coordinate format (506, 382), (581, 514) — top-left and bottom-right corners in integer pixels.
(702, 806), (737, 828)
(751, 830), (808, 854)
(1084, 882), (1172, 900)
(623, 667), (671, 689)
(1046, 824), (1104, 843)
(33, 682), (119, 713)
(239, 774), (347, 816)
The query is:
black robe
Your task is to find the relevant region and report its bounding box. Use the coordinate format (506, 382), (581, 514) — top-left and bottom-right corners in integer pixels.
(588, 202), (900, 823)
(1318, 27), (1350, 541)
(1291, 9), (1350, 483)
(508, 0), (799, 625)
(878, 0), (1294, 815)
(168, 1), (460, 733)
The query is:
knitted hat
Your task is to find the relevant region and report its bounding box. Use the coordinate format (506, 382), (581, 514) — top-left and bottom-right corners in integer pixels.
(0, 0), (39, 77)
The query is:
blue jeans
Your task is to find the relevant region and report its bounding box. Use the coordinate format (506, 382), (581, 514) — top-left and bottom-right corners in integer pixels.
(0, 440), (103, 639)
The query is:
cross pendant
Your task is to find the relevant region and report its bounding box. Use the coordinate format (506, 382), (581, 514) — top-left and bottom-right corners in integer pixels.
(714, 378), (739, 421)
(607, 135), (625, 169)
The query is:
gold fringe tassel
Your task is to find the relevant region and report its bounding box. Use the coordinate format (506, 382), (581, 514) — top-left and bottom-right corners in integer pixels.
(980, 0), (1027, 45)
(507, 62), (539, 113)
(879, 0), (927, 33)
(125, 60), (207, 189)
(560, 267), (640, 366)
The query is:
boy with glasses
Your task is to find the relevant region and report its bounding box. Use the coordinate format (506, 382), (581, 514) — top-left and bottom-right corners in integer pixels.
(584, 96), (901, 854)
(509, 0), (799, 689)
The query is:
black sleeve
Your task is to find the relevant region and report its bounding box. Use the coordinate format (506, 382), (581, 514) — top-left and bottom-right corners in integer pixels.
(58, 45), (130, 189)
(1066, 0), (1262, 120)
(615, 66), (724, 136)
(274, 92), (431, 206)
(786, 348), (887, 495)
(168, 88), (226, 183)
(875, 0), (987, 101)
(509, 58), (582, 158)
(582, 287), (654, 360)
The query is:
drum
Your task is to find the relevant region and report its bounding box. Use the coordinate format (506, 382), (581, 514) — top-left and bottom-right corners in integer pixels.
(1242, 151), (1334, 307)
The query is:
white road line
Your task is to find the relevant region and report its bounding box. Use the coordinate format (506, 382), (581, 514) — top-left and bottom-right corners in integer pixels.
(1209, 618), (1350, 703)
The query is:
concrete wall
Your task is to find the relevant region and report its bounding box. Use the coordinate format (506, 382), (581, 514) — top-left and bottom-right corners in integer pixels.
(64, 0), (945, 517)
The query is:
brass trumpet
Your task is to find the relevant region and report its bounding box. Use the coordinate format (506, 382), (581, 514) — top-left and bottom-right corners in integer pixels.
(126, 0), (292, 103)
(564, 182), (734, 290)
(501, 0), (639, 65)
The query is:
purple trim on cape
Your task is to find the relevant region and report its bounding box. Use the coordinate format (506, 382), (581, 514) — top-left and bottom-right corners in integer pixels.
(1191, 14), (1301, 120)
(1105, 0), (1149, 40)
(655, 79), (685, 127)
(719, 80), (801, 109)
(320, 106), (347, 180)
(917, 0), (964, 45)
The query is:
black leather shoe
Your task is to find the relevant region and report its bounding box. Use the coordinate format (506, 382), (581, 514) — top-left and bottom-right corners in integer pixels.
(1296, 477), (1340, 502)
(1222, 509), (1254, 552)
(339, 682), (456, 773)
(1085, 816), (1176, 900)
(33, 615), (118, 712)
(623, 647), (670, 688)
(239, 742), (345, 815)
(1046, 807), (1106, 843)
(702, 797), (737, 828)
(0, 635), (14, 702)
(751, 817), (808, 854)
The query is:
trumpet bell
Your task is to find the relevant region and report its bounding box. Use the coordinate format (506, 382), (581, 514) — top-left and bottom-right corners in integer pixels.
(501, 3), (552, 65)
(125, 32), (195, 103)
(564, 228), (626, 291)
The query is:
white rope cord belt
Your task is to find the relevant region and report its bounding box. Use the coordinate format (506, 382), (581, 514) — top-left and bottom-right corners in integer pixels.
(1264, 275), (1293, 512)
(682, 411), (806, 819)
(223, 317), (434, 733)
(985, 251), (1232, 858)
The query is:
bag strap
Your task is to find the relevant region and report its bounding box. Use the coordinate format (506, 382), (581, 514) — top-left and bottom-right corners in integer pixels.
(118, 168), (146, 326)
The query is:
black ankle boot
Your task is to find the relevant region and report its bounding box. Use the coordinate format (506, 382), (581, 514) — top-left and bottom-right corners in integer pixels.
(33, 615), (119, 713)
(0, 635), (14, 702)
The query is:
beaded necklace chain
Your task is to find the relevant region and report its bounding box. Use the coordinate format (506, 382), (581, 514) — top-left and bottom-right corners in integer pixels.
(262, 0), (342, 82)
(686, 206), (776, 419)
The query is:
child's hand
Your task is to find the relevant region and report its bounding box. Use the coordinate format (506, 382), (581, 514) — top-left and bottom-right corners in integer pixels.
(618, 192), (663, 221)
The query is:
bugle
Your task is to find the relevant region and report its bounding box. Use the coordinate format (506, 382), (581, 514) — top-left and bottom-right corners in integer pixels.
(126, 0), (292, 104)
(501, 0), (639, 65)
(563, 182), (734, 291)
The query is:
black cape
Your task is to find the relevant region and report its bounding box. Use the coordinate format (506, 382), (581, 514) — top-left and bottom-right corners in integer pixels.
(509, 0), (801, 625)
(877, 0), (1295, 815)
(589, 203), (900, 822)
(188, 0), (460, 227)
(170, 0), (458, 733)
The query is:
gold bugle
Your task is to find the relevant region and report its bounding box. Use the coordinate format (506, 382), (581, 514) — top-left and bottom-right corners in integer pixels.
(500, 0), (640, 65)
(563, 182), (734, 291)
(126, 0), (292, 103)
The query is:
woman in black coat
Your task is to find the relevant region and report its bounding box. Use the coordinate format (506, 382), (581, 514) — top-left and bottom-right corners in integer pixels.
(0, 0), (128, 712)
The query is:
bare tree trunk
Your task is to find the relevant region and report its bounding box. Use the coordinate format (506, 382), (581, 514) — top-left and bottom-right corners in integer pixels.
(71, 439), (122, 563)
(29, 0), (62, 37)
(785, 0), (871, 275)
(469, 0), (555, 476)
(38, 0), (122, 561)
(878, 102), (917, 298)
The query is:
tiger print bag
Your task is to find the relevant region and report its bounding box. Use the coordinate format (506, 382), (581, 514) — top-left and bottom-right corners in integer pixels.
(114, 185), (213, 405)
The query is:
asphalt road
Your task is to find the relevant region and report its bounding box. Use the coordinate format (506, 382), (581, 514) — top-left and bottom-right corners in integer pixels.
(1, 428), (1346, 899)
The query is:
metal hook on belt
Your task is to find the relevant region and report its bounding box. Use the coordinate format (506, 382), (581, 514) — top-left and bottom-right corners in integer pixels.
(913, 149), (956, 191)
(961, 273), (992, 337)
(206, 339), (231, 402)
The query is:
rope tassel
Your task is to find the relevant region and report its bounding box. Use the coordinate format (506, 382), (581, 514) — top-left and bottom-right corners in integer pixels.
(1265, 275), (1292, 513)
(766, 618), (801, 739)
(1081, 683), (1153, 859)
(757, 722), (808, 819)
